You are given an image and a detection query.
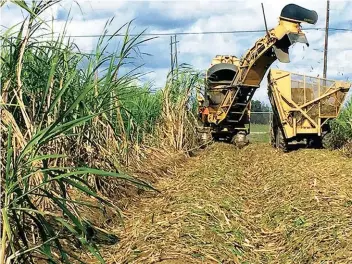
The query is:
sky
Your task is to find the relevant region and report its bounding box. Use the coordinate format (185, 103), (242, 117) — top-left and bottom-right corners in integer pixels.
(1, 0), (352, 104)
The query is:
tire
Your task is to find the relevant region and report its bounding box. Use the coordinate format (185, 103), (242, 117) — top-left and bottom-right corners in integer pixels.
(321, 132), (334, 149)
(196, 124), (212, 148)
(270, 121), (276, 147)
(270, 112), (279, 148)
(276, 127), (288, 152)
(231, 131), (249, 149)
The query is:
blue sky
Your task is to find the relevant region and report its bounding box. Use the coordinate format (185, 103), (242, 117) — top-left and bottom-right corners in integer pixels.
(1, 0), (352, 103)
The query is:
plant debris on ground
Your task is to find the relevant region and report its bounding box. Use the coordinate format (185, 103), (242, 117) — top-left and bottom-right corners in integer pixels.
(82, 143), (352, 264)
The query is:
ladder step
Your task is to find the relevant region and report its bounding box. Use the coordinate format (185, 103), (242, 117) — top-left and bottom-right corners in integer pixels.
(231, 104), (247, 107)
(229, 111), (243, 114)
(230, 106), (247, 110)
(239, 84), (260, 88)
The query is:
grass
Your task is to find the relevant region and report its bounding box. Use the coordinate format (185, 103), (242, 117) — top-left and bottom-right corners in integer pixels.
(249, 123), (270, 143)
(250, 123), (269, 133)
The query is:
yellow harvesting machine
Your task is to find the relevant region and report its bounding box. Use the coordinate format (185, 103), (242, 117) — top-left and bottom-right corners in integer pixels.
(268, 69), (351, 151)
(197, 3), (319, 146)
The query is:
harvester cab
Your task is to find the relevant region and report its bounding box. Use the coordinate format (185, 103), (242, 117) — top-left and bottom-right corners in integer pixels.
(197, 4), (318, 146)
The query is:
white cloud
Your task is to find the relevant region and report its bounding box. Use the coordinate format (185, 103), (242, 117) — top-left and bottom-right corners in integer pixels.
(141, 67), (169, 89)
(1, 0), (352, 105)
(0, 5), (25, 30)
(51, 18), (108, 51)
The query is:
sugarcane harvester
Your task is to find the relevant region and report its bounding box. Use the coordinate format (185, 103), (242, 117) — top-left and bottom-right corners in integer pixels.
(197, 4), (318, 146)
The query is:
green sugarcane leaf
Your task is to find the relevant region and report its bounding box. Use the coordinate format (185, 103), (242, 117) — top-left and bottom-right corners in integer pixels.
(55, 218), (105, 263)
(25, 154), (66, 165)
(41, 189), (84, 232)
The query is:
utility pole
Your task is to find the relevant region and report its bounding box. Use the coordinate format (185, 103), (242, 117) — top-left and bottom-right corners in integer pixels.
(323, 0), (330, 79)
(170, 35), (179, 81)
(174, 35), (178, 70)
(170, 36), (174, 80)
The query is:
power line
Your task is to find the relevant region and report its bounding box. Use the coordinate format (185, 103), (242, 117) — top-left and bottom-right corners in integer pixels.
(39, 27), (352, 38)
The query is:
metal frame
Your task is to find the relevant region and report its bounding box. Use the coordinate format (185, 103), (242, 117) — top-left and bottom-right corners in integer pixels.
(268, 69), (351, 139)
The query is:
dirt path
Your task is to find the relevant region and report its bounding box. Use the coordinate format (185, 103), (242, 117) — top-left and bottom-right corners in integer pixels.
(99, 143), (352, 264)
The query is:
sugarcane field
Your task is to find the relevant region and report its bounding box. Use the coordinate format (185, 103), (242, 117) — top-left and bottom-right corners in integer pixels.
(1, 1), (352, 263)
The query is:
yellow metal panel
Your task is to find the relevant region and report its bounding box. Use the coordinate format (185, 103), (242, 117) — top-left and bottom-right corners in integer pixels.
(302, 119), (312, 128)
(297, 128), (321, 134)
(283, 124), (295, 138)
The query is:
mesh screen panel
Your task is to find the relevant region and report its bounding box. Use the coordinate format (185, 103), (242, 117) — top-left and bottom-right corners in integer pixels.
(290, 73), (340, 118)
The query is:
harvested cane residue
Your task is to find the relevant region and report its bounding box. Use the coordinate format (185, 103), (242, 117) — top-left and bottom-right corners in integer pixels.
(84, 143), (352, 263)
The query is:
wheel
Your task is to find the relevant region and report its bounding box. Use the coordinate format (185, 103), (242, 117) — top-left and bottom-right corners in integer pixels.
(276, 127), (288, 152)
(231, 131), (249, 149)
(200, 132), (212, 148)
(196, 125), (212, 148)
(321, 132), (334, 149)
(270, 121), (276, 147)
